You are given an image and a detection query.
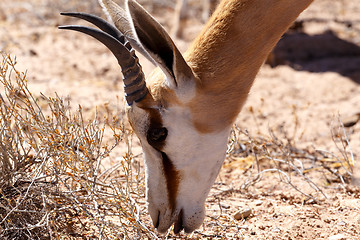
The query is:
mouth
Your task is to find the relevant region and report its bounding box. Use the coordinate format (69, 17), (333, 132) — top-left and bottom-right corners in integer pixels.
(153, 209), (184, 234)
(173, 209), (184, 234)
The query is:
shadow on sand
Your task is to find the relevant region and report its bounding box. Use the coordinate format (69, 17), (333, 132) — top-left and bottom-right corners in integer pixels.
(267, 30), (360, 84)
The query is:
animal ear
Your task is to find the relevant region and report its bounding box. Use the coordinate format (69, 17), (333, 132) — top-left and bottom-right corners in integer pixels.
(99, 0), (156, 66)
(99, 0), (195, 89)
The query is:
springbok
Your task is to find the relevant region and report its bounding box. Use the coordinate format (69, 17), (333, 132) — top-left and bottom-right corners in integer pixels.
(59, 0), (313, 234)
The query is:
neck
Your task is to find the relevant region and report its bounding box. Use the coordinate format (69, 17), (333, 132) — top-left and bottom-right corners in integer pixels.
(185, 0), (313, 133)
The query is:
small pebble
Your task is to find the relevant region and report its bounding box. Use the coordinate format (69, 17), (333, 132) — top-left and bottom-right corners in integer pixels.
(239, 224), (249, 230)
(337, 220), (347, 226)
(234, 207), (252, 220)
(328, 234), (347, 240)
(258, 225), (266, 230)
(220, 203), (230, 209)
(272, 227), (280, 232)
(324, 218), (332, 224)
(254, 200), (263, 206)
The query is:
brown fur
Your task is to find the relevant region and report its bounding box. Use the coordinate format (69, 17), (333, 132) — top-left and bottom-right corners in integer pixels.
(161, 152), (180, 211)
(183, 0), (313, 133)
(146, 68), (183, 108)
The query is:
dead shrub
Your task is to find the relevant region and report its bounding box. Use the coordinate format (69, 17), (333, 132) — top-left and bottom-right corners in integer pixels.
(0, 53), (156, 239)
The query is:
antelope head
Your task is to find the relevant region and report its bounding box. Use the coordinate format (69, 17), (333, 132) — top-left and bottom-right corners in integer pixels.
(59, 0), (313, 233)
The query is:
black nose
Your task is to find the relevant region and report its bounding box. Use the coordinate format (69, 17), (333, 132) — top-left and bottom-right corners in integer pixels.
(154, 210), (160, 229)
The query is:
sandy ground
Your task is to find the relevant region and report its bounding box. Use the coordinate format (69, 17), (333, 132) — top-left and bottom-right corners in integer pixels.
(1, 0), (360, 239)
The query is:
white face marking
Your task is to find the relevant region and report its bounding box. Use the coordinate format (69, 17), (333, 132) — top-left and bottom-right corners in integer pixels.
(162, 106), (230, 232)
(128, 103), (231, 233)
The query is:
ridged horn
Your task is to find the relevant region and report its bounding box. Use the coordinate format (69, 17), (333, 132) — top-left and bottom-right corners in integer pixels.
(59, 12), (148, 105)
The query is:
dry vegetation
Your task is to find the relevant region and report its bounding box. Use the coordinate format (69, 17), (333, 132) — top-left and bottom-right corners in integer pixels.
(0, 54), (157, 239)
(0, 54), (357, 239)
(1, 0), (359, 239)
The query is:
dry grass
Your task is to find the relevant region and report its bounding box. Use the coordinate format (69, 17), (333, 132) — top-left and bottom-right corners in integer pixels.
(0, 53), (156, 239)
(226, 122), (354, 202)
(0, 52), (356, 239)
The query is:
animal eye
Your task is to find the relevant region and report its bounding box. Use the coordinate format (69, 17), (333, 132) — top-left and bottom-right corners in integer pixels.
(147, 127), (168, 143)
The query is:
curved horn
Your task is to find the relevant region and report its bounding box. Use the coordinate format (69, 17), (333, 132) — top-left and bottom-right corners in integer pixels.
(59, 13), (148, 105)
(60, 12), (157, 66)
(60, 12), (124, 41)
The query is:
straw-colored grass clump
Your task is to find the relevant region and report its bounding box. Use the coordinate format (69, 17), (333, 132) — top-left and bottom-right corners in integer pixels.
(0, 53), (156, 239)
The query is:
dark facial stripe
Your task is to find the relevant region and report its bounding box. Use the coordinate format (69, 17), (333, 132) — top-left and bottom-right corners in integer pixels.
(161, 152), (180, 211)
(144, 108), (180, 212)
